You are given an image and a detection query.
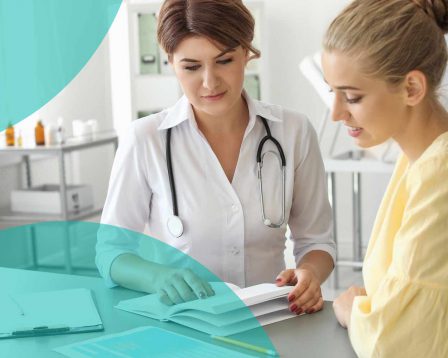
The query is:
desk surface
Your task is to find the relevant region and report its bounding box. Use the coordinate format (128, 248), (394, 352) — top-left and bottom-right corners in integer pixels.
(0, 268), (355, 358)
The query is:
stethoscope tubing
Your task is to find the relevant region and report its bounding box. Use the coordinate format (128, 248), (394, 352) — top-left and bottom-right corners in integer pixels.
(166, 115), (286, 237)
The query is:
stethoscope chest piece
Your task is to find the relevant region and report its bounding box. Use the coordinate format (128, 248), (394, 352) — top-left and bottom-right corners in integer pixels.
(167, 215), (184, 238)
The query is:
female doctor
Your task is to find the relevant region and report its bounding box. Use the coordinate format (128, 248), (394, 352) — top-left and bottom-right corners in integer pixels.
(96, 0), (335, 313)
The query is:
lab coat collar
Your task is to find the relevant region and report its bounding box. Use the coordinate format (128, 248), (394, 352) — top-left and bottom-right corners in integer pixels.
(244, 91), (282, 124)
(157, 95), (193, 131)
(157, 90), (282, 131)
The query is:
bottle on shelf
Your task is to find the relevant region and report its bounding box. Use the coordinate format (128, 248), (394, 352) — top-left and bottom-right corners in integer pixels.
(56, 117), (65, 145)
(5, 122), (15, 146)
(35, 120), (45, 146)
(17, 130), (23, 147)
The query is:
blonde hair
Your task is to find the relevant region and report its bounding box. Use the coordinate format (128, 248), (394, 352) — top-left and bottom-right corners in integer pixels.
(323, 0), (448, 97)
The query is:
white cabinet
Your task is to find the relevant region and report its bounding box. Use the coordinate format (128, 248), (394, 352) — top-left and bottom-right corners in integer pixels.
(108, 0), (267, 128)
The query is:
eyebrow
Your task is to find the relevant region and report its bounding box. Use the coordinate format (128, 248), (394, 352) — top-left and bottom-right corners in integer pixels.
(323, 78), (362, 91)
(334, 85), (362, 91)
(179, 48), (236, 63)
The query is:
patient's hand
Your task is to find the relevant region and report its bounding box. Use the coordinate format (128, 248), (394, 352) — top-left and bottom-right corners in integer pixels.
(333, 286), (366, 328)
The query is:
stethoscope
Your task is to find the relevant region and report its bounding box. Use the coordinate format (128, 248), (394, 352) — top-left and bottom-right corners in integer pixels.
(166, 115), (286, 238)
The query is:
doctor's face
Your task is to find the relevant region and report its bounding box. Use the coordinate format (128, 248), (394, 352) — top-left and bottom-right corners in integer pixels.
(321, 50), (408, 148)
(171, 36), (248, 120)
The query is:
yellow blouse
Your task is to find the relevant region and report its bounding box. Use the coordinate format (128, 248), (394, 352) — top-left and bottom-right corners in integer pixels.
(349, 132), (448, 358)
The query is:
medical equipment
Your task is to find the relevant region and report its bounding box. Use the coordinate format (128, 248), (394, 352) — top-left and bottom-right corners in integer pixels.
(166, 115), (286, 238)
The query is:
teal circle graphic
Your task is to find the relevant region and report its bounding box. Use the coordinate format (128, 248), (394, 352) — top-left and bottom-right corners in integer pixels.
(0, 0), (122, 131)
(0, 222), (279, 356)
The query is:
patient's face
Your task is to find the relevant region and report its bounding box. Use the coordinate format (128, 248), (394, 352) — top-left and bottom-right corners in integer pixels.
(322, 50), (408, 148)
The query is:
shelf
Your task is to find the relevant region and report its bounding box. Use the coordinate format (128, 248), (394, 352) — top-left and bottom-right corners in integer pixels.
(0, 206), (102, 222)
(0, 131), (118, 155)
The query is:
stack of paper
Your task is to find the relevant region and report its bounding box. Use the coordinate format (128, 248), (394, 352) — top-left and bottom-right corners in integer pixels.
(116, 283), (296, 336)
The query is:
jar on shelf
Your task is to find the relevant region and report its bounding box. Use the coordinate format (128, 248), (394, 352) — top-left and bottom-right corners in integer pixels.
(35, 120), (45, 146)
(5, 122), (15, 146)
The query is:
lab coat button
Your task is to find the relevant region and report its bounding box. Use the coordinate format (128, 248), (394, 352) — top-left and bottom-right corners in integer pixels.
(231, 247), (240, 255)
(231, 205), (239, 213)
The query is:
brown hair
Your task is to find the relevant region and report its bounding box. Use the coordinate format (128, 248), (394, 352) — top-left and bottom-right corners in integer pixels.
(323, 0), (448, 97)
(157, 0), (260, 58)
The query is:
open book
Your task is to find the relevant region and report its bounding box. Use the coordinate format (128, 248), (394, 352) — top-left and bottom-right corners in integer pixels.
(116, 283), (297, 336)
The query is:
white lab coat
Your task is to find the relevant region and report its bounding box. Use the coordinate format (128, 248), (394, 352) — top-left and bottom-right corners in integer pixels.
(96, 93), (335, 288)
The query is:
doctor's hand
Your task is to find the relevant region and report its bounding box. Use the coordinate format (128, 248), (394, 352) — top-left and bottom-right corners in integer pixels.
(154, 267), (215, 306)
(275, 268), (323, 315)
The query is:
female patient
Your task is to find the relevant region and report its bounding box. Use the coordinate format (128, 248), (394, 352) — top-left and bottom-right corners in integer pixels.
(322, 0), (448, 356)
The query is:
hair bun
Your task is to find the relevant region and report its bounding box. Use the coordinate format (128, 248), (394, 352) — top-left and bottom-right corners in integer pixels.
(414, 0), (448, 33)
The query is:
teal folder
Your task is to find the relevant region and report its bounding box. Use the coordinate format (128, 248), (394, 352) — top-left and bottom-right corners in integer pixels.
(0, 288), (103, 339)
(54, 326), (254, 357)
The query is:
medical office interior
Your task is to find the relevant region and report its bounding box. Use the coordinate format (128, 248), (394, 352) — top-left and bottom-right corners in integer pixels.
(1, 0), (446, 301)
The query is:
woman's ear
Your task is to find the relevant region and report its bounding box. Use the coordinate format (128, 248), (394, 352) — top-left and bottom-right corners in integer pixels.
(404, 70), (427, 106)
(244, 49), (251, 66)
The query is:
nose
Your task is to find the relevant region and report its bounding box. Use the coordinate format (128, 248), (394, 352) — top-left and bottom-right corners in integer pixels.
(331, 96), (350, 122)
(202, 67), (220, 90)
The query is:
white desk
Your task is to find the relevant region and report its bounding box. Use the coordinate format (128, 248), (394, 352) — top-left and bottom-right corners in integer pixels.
(0, 267), (356, 357)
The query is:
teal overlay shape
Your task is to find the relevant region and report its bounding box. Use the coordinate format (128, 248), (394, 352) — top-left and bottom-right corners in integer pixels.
(0, 222), (279, 356)
(0, 0), (122, 131)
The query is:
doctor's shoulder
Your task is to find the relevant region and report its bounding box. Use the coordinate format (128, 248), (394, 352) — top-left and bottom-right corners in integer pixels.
(254, 98), (314, 135)
(119, 109), (173, 151)
(267, 101), (318, 148)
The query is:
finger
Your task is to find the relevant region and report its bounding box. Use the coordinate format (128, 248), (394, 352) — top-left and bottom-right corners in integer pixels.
(288, 271), (319, 302)
(305, 297), (324, 314)
(204, 281), (215, 297)
(287, 278), (311, 302)
(163, 284), (183, 305)
(183, 270), (212, 299)
(299, 293), (322, 313)
(291, 286), (321, 310)
(171, 276), (196, 302)
(275, 269), (296, 286)
(158, 289), (174, 306)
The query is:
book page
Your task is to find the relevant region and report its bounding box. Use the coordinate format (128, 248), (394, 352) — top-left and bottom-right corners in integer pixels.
(233, 284), (293, 306)
(115, 282), (243, 319)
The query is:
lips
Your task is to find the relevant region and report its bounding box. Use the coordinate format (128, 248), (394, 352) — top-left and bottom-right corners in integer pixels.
(201, 91), (226, 101)
(346, 126), (363, 138)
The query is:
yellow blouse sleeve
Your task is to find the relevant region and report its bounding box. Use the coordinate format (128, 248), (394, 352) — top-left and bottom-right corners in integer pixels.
(349, 154), (448, 358)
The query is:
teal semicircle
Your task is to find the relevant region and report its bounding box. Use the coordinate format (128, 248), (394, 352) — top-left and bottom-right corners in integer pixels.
(0, 0), (122, 131)
(0, 221), (279, 356)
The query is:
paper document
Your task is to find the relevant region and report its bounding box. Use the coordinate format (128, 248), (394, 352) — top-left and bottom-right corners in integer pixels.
(116, 282), (296, 336)
(0, 288), (103, 339)
(54, 326), (254, 358)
